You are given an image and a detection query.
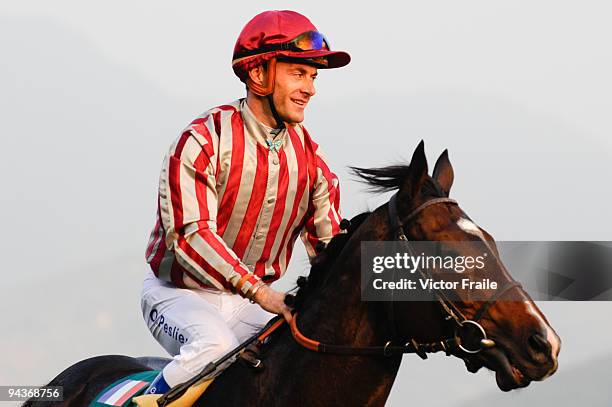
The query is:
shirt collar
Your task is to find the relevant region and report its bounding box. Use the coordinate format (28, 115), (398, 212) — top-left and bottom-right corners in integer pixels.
(240, 99), (287, 143)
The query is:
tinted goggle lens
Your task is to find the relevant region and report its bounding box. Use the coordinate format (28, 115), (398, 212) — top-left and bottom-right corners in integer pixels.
(290, 31), (330, 51)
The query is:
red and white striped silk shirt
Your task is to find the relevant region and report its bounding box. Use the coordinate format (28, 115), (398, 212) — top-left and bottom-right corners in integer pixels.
(145, 99), (342, 298)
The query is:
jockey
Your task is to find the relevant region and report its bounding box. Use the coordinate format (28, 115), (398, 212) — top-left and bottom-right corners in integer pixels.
(140, 10), (351, 394)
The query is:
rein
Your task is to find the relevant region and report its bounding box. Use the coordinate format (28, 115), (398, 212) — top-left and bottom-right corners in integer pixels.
(288, 193), (523, 358)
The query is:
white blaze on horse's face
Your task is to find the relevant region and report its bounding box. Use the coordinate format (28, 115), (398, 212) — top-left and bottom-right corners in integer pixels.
(456, 218), (486, 240)
(456, 217), (561, 377)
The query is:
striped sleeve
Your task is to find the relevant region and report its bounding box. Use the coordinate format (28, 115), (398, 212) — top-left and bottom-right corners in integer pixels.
(158, 122), (260, 297)
(300, 145), (343, 261)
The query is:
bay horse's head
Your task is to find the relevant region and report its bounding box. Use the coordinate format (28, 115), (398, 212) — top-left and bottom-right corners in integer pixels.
(351, 141), (560, 391)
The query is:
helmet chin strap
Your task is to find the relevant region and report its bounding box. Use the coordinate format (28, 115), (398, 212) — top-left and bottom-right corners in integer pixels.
(246, 58), (285, 132)
(266, 94), (285, 132)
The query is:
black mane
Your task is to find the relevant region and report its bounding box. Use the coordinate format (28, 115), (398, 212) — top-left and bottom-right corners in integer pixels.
(290, 211), (370, 310)
(349, 164), (445, 197)
(349, 165), (412, 192)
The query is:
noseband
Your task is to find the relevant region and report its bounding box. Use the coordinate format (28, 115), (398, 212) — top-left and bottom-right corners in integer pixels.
(289, 193), (522, 358)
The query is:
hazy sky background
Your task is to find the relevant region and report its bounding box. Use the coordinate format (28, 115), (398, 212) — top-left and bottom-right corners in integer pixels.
(1, 1), (611, 406)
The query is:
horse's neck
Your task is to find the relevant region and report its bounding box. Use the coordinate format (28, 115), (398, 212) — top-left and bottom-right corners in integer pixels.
(300, 209), (393, 345)
(281, 226), (401, 406)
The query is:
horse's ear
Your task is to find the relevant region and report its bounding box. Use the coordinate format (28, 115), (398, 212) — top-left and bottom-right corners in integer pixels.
(410, 140), (428, 181)
(433, 149), (454, 196)
(401, 140), (428, 199)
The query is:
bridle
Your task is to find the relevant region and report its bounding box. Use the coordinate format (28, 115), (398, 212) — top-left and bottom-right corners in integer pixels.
(289, 192), (523, 358)
(158, 193), (525, 406)
(386, 193), (522, 355)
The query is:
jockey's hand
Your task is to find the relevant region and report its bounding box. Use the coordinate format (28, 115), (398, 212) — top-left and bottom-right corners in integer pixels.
(254, 285), (293, 323)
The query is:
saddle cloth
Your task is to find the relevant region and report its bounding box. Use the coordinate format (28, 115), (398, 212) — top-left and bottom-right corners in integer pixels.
(89, 370), (213, 407)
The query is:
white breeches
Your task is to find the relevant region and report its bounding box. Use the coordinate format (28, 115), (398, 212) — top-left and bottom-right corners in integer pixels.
(140, 270), (274, 386)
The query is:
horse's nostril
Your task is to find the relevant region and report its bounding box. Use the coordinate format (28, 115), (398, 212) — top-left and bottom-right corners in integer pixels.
(528, 333), (550, 356)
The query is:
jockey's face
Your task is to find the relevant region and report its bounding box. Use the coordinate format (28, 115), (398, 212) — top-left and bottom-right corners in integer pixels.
(271, 61), (317, 125)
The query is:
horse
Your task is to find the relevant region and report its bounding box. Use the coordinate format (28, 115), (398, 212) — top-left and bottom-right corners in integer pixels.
(25, 141), (560, 406)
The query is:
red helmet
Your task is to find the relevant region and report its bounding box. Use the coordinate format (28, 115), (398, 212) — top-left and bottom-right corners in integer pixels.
(232, 10), (351, 95)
